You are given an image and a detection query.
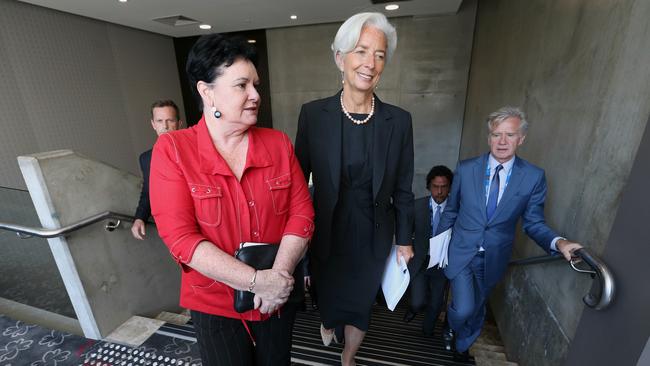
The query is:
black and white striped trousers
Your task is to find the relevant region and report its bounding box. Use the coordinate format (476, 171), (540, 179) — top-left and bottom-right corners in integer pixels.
(190, 303), (297, 366)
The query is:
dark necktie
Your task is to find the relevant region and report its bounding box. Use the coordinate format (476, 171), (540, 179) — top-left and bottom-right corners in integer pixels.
(486, 164), (503, 220)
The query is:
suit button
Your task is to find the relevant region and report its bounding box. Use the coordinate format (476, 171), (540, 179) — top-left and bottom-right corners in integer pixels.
(375, 202), (379, 207)
(375, 223), (380, 228)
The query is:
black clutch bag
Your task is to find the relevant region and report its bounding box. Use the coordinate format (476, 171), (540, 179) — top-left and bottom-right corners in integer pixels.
(234, 242), (279, 313)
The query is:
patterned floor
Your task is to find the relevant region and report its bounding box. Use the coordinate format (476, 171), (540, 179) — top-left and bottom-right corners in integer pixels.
(0, 313), (95, 366)
(0, 314), (201, 366)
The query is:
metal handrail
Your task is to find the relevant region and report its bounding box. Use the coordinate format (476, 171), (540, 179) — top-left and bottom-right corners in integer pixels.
(509, 248), (615, 310)
(509, 254), (564, 266)
(574, 248), (615, 310)
(0, 211), (135, 238)
(0, 211), (616, 310)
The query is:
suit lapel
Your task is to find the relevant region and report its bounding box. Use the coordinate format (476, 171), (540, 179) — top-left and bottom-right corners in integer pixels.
(416, 197), (431, 256)
(372, 96), (394, 199)
(323, 92), (342, 193)
(488, 156), (526, 223)
(474, 154), (489, 223)
(417, 197), (431, 234)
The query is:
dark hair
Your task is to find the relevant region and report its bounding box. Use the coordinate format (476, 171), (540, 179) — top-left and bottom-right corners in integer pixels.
(185, 34), (258, 110)
(150, 99), (180, 120)
(426, 165), (453, 189)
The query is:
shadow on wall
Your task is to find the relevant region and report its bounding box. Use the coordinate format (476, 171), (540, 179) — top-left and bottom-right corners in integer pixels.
(0, 187), (75, 318)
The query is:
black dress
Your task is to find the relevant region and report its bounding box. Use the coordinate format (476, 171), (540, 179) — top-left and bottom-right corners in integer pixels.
(313, 112), (384, 331)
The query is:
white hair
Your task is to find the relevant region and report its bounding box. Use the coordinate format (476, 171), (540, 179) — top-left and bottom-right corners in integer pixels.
(331, 12), (397, 67)
(486, 106), (529, 135)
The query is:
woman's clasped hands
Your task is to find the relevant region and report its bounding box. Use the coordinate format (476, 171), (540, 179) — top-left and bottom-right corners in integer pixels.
(252, 268), (294, 314)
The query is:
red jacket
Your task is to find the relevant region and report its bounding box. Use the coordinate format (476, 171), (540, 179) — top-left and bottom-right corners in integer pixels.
(150, 116), (314, 320)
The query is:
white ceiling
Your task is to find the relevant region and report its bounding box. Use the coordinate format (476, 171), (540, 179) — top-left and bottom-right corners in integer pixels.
(17, 0), (463, 38)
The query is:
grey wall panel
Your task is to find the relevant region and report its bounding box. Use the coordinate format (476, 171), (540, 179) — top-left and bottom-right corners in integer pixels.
(107, 24), (185, 158)
(563, 114), (650, 365)
(0, 0), (183, 189)
(462, 0), (650, 365)
(267, 1), (477, 197)
(0, 5), (38, 190)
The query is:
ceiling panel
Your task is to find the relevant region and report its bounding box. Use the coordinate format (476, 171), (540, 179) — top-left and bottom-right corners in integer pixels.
(17, 0), (463, 37)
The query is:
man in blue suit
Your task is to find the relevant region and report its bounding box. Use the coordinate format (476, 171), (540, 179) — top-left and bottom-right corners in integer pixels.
(436, 106), (582, 361)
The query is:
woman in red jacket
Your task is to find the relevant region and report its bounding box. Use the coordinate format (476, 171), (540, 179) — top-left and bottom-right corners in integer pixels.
(150, 34), (314, 366)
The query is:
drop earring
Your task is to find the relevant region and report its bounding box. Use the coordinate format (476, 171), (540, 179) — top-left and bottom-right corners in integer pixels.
(211, 106), (221, 119)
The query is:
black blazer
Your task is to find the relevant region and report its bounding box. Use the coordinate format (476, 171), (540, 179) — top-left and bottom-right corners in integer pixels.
(295, 91), (414, 261)
(134, 149), (152, 221)
(408, 196), (432, 276)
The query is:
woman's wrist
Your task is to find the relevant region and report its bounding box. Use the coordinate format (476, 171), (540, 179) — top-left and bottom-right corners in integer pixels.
(248, 270), (258, 293)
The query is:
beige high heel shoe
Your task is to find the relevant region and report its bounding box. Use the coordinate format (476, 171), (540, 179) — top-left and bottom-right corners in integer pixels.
(320, 324), (338, 346)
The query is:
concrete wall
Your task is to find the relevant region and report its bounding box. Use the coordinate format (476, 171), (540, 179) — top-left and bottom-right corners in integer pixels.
(267, 0), (477, 197)
(565, 116), (650, 366)
(462, 1), (650, 365)
(19, 150), (182, 339)
(0, 0), (184, 190)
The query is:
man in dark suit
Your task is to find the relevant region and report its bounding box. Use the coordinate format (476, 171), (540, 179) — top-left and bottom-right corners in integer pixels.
(404, 165), (453, 339)
(436, 106), (582, 361)
(131, 100), (182, 240)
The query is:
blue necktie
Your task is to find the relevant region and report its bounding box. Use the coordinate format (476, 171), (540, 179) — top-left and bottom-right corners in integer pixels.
(486, 164), (503, 220)
(431, 204), (441, 236)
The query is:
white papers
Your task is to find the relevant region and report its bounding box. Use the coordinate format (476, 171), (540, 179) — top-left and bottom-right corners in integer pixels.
(428, 228), (452, 269)
(381, 245), (410, 311)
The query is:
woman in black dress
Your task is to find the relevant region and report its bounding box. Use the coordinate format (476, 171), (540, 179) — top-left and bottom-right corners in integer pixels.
(295, 12), (415, 366)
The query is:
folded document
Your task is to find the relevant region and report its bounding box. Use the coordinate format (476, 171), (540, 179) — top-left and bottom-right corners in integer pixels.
(428, 228), (452, 269)
(381, 245), (410, 311)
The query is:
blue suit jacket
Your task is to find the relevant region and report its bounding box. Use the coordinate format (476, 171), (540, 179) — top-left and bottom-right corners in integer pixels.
(437, 153), (559, 288)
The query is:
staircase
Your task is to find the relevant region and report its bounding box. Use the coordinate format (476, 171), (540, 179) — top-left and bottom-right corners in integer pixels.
(470, 322), (518, 366)
(0, 297), (520, 365)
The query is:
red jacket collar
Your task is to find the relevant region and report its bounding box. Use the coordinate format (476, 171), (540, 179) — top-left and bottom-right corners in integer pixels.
(196, 116), (272, 175)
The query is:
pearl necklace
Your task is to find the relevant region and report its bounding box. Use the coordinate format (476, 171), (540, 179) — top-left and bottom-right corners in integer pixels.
(340, 92), (375, 125)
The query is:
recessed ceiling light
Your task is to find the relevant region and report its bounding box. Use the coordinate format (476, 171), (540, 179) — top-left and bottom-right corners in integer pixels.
(385, 4), (399, 11)
(248, 39), (257, 44)
(118, 0), (127, 3)
(199, 24), (212, 30)
(290, 15), (298, 20)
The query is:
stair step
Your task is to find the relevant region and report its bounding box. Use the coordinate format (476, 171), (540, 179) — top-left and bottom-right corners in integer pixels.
(471, 321), (518, 366)
(472, 349), (507, 360)
(475, 330), (504, 346)
(104, 315), (164, 347)
(472, 343), (505, 353)
(155, 311), (190, 325)
(474, 335), (504, 347)
(474, 358), (519, 366)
